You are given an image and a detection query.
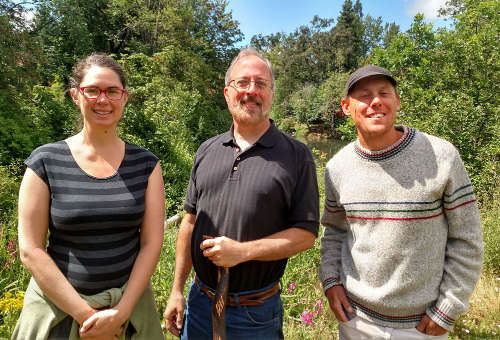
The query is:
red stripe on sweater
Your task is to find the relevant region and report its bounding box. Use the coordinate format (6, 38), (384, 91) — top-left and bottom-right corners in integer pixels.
(350, 298), (426, 320)
(356, 127), (410, 158)
(432, 306), (455, 322)
(445, 199), (476, 211)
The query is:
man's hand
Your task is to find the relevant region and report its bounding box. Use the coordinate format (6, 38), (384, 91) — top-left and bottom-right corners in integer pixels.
(164, 291), (186, 337)
(325, 285), (354, 322)
(79, 309), (124, 339)
(416, 315), (448, 336)
(200, 236), (247, 267)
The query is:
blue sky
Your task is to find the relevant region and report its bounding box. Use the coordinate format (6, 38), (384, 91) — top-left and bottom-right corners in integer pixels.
(226, 0), (452, 46)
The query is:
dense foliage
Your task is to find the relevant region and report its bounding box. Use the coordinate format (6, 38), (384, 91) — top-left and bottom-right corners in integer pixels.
(256, 0), (499, 202)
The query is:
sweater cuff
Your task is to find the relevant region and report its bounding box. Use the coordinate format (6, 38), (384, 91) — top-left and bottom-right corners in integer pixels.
(322, 277), (342, 292)
(426, 303), (457, 331)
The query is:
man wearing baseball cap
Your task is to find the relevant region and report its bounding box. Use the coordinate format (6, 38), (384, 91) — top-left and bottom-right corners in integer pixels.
(319, 65), (483, 339)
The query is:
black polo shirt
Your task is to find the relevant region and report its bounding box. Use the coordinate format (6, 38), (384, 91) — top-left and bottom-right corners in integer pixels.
(184, 121), (319, 292)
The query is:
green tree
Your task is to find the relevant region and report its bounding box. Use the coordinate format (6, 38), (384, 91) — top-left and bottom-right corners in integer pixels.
(362, 15), (383, 54)
(333, 0), (364, 71)
(0, 1), (44, 90)
(316, 72), (351, 138)
(31, 0), (242, 85)
(0, 1), (69, 166)
(382, 22), (400, 48)
(33, 0), (101, 80)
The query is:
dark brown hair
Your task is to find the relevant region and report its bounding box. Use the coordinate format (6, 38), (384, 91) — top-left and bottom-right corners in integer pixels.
(69, 53), (127, 89)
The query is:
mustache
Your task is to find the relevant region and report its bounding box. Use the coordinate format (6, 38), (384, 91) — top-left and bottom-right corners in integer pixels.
(240, 95), (262, 105)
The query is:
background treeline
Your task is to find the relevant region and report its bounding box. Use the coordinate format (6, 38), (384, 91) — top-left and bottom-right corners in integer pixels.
(253, 0), (499, 203)
(0, 0), (499, 337)
(1, 0), (498, 212)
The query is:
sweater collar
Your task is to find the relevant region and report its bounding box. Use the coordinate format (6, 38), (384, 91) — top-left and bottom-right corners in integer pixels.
(354, 125), (416, 161)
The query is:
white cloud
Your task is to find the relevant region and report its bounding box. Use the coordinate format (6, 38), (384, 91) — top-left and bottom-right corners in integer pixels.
(22, 11), (35, 23)
(408, 0), (449, 19)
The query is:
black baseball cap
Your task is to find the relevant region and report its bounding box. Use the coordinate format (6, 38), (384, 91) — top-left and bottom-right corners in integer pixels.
(345, 65), (397, 96)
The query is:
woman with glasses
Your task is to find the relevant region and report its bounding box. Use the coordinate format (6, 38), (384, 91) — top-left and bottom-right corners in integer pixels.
(13, 53), (165, 339)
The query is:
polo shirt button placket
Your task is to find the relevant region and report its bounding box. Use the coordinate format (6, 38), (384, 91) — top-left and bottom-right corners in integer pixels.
(233, 156), (240, 172)
(230, 149), (241, 181)
(234, 147), (242, 171)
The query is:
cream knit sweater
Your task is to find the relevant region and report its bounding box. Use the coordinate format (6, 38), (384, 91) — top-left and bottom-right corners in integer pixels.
(319, 126), (483, 331)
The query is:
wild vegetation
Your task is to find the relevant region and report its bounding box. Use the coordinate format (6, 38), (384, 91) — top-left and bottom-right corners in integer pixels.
(0, 0), (498, 338)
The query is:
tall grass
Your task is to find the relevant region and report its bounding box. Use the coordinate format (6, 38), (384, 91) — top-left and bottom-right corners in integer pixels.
(450, 271), (500, 339)
(0, 165), (29, 338)
(281, 238), (339, 339)
(481, 186), (500, 274)
(450, 186), (500, 340)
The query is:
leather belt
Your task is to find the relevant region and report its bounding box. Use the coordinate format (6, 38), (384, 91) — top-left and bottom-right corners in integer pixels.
(195, 276), (279, 307)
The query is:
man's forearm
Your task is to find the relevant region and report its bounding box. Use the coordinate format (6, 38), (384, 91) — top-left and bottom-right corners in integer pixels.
(171, 213), (196, 293)
(248, 227), (316, 261)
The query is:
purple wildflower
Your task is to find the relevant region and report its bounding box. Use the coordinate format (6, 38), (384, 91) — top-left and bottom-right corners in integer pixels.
(314, 300), (323, 315)
(7, 237), (17, 256)
(301, 311), (314, 326)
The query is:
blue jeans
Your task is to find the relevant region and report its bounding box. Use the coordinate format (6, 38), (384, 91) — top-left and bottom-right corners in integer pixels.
(181, 278), (284, 340)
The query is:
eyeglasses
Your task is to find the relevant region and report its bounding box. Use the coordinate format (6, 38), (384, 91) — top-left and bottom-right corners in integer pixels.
(228, 78), (272, 91)
(79, 87), (128, 101)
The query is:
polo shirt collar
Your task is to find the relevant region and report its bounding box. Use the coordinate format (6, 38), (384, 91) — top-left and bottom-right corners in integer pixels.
(256, 120), (278, 148)
(221, 119), (278, 148)
(221, 129), (235, 145)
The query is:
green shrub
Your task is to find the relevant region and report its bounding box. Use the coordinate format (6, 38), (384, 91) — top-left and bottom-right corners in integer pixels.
(0, 165), (21, 223)
(335, 118), (357, 142)
(0, 92), (37, 166)
(151, 223), (181, 320)
(278, 117), (297, 135)
(481, 187), (500, 274)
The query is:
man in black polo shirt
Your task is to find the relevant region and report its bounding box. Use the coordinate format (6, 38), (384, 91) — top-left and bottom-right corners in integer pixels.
(164, 47), (319, 340)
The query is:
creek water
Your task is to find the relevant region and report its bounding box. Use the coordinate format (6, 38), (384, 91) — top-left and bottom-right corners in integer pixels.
(297, 134), (349, 166)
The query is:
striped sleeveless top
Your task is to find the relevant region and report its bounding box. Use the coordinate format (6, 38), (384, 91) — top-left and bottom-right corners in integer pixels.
(24, 141), (159, 295)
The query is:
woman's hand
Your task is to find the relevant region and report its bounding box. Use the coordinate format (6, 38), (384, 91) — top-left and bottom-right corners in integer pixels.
(79, 309), (126, 339)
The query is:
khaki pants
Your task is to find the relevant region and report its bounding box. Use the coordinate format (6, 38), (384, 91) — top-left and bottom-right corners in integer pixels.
(339, 316), (448, 340)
